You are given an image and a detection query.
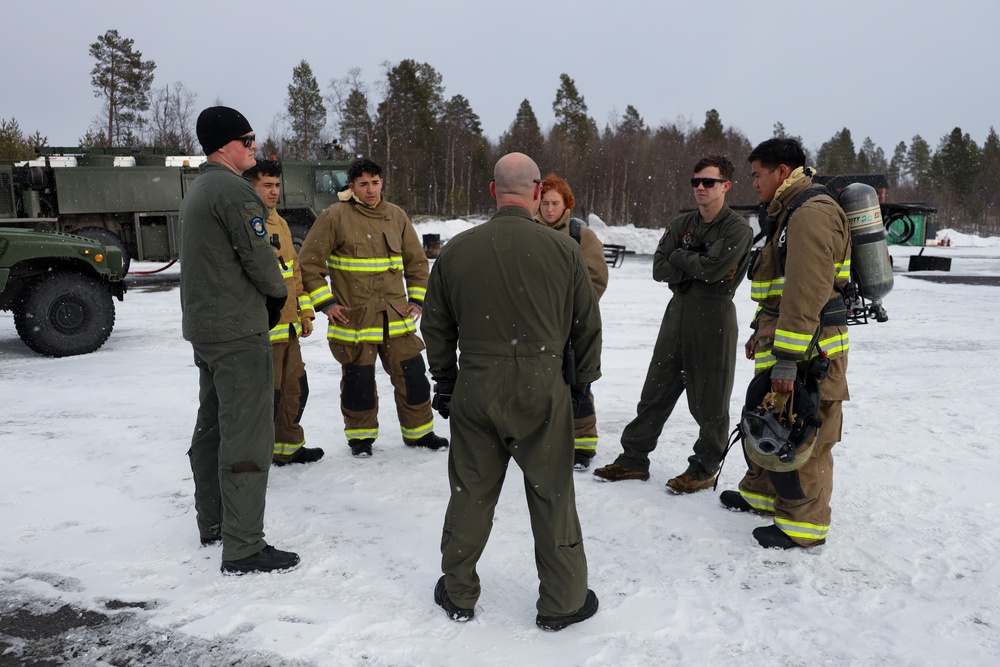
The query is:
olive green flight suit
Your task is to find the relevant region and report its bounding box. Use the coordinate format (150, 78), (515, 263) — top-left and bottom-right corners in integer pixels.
(421, 206), (602, 617)
(615, 205), (752, 478)
(180, 161), (287, 561)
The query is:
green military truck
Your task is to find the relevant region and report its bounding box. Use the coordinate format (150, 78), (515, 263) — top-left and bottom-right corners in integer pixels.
(0, 147), (352, 273)
(0, 227), (126, 356)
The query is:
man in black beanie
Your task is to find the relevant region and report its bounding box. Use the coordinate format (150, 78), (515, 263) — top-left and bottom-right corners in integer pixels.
(180, 106), (299, 574)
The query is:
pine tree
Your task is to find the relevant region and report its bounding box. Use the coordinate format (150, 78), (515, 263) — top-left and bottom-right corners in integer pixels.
(89, 29), (156, 146)
(816, 128), (857, 174)
(499, 99), (544, 157)
(888, 141), (907, 189)
(340, 88), (373, 157)
(0, 118), (47, 161)
(906, 135), (932, 190)
(702, 109), (724, 143)
(286, 60), (327, 159)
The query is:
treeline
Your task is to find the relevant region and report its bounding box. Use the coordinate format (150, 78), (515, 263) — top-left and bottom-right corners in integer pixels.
(1, 29), (998, 236)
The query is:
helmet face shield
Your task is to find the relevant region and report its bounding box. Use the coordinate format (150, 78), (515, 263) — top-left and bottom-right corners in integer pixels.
(741, 367), (822, 472)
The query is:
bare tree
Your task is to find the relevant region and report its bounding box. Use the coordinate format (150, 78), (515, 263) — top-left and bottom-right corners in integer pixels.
(147, 82), (197, 153)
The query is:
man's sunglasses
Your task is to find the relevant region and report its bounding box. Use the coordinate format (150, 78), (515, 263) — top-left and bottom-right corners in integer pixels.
(690, 177), (727, 188)
(236, 134), (256, 148)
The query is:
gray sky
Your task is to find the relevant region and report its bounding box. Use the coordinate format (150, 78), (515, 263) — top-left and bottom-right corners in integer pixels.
(3, 0), (997, 158)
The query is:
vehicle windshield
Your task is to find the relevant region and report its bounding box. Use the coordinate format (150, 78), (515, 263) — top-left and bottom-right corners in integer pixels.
(315, 169), (348, 195)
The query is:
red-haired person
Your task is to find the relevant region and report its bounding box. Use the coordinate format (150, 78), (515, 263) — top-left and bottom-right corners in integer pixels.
(535, 175), (608, 470)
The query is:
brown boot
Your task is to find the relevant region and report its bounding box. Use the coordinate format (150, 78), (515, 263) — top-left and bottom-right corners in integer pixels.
(592, 463), (650, 482)
(665, 472), (716, 494)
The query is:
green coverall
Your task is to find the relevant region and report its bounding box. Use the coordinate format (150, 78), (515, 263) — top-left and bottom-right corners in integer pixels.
(421, 206), (602, 617)
(180, 161), (287, 561)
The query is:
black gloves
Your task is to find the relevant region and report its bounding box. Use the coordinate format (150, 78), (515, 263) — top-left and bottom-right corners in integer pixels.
(570, 383), (594, 419)
(265, 294), (287, 330)
(432, 392), (452, 420)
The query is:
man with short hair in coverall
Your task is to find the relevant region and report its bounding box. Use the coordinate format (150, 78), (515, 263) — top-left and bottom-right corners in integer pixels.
(594, 155), (752, 493)
(298, 158), (447, 458)
(422, 152), (602, 631)
(719, 138), (850, 549)
(181, 106), (299, 575)
(243, 159), (323, 467)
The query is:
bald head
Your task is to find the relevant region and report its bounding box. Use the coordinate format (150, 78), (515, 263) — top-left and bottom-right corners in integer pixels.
(491, 152), (542, 212)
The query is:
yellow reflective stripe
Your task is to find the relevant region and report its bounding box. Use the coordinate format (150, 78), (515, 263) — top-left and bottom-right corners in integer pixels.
(309, 285), (334, 310)
(774, 516), (829, 541)
(387, 319), (417, 337)
(574, 437), (598, 452)
(346, 428), (378, 440)
(818, 331), (849, 357)
(740, 490), (775, 514)
(278, 264), (294, 280)
(754, 350), (775, 371)
(402, 421), (434, 441)
(273, 440), (305, 457)
(774, 329), (813, 354)
(269, 325), (290, 342)
(327, 254), (404, 272)
(751, 277), (784, 301)
(408, 285), (426, 302)
(328, 325), (384, 343)
(297, 293), (312, 310)
(835, 258), (851, 280)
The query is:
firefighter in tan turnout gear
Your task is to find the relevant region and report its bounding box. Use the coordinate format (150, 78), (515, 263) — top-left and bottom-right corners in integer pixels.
(534, 174), (608, 471)
(244, 160), (323, 467)
(298, 158), (447, 458)
(720, 138), (851, 549)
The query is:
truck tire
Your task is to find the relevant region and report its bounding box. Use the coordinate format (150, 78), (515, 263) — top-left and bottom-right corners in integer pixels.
(14, 271), (116, 357)
(289, 223), (309, 254)
(75, 227), (132, 275)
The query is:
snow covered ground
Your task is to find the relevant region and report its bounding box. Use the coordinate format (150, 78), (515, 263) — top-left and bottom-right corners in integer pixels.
(1, 223), (999, 666)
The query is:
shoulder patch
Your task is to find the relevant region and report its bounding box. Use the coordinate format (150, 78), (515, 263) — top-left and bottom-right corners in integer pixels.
(250, 216), (267, 237)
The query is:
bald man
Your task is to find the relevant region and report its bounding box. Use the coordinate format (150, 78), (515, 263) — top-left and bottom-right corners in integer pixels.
(421, 153), (603, 630)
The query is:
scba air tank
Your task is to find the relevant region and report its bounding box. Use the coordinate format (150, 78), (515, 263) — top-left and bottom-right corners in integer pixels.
(837, 183), (893, 305)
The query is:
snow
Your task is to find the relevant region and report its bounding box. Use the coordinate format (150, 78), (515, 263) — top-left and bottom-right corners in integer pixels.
(2, 223), (999, 666)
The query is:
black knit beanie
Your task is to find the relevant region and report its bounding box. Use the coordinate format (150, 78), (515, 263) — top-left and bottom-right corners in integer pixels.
(196, 106), (253, 156)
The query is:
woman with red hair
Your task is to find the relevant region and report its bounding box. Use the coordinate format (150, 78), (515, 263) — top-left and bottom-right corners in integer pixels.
(535, 174), (609, 470)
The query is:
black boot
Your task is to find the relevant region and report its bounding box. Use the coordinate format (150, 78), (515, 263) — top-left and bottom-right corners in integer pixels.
(221, 545), (300, 575)
(719, 490), (754, 513)
(200, 523), (221, 547)
(409, 433), (449, 450)
(434, 576), (474, 621)
(536, 590), (599, 631)
(753, 525), (825, 549)
(349, 438), (374, 458)
(273, 446), (325, 467)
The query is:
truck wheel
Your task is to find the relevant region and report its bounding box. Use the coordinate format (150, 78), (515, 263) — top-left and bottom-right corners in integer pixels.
(75, 227), (132, 275)
(289, 224), (309, 254)
(14, 272), (116, 357)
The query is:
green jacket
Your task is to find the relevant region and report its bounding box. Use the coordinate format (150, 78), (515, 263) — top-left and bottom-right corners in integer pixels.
(653, 205), (752, 298)
(421, 205), (602, 391)
(180, 161), (287, 343)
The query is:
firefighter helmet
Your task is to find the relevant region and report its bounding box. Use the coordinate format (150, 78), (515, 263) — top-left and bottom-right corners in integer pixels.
(741, 367), (823, 472)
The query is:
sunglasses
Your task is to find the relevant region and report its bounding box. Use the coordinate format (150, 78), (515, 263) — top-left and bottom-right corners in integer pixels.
(691, 177), (727, 188)
(236, 134), (256, 148)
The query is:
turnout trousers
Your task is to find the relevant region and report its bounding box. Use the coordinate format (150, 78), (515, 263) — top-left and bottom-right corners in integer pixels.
(738, 399), (842, 546)
(440, 353), (589, 617)
(616, 290), (739, 476)
(272, 331), (309, 461)
(329, 322), (433, 444)
(188, 334), (273, 561)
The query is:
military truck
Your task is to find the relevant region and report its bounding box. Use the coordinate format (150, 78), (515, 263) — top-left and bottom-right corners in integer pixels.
(0, 227), (126, 356)
(0, 147), (352, 273)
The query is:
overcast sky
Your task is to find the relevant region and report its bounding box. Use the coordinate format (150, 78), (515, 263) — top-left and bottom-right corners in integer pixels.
(3, 0), (997, 159)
